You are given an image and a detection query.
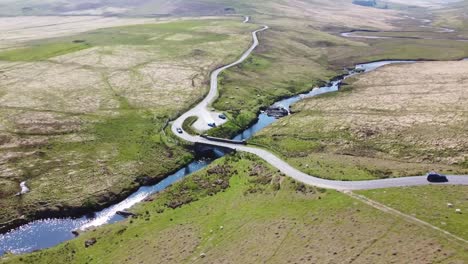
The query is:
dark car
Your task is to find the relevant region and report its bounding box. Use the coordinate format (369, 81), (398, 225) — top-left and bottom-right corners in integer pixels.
(218, 114), (227, 120)
(427, 172), (448, 183)
(208, 123), (217, 128)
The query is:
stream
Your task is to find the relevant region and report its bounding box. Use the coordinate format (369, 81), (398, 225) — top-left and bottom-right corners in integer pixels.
(341, 15), (466, 41)
(0, 60), (414, 256)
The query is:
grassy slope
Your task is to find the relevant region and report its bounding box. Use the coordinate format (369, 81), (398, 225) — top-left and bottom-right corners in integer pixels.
(433, 0), (468, 30)
(0, 0), (467, 262)
(359, 185), (468, 240)
(0, 20), (231, 61)
(250, 61), (468, 181)
(0, 19), (255, 228)
(207, 20), (347, 137)
(0, 43), (91, 61)
(182, 116), (200, 135)
(208, 9), (468, 138)
(2, 154), (467, 263)
(202, 3), (468, 180)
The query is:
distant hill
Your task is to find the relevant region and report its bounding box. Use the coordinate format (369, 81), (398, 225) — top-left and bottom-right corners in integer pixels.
(0, 0), (247, 17)
(352, 0), (377, 7)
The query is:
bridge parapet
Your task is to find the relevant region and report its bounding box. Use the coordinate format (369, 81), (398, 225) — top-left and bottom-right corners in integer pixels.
(200, 135), (247, 145)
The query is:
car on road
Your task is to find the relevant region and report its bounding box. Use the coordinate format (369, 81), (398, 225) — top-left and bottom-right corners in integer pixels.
(426, 172), (448, 183)
(176, 128), (183, 134)
(208, 123), (217, 128)
(218, 114), (227, 120)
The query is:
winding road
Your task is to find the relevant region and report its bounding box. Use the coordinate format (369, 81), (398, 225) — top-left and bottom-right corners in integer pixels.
(175, 19), (268, 131)
(171, 17), (468, 191)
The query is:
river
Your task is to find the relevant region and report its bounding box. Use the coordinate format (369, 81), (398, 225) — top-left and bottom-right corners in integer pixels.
(0, 60), (414, 256)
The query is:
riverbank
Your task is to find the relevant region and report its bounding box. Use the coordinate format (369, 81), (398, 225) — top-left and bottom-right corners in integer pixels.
(3, 154), (468, 264)
(252, 60), (468, 180)
(206, 13), (468, 139)
(0, 152), (225, 256)
(0, 18), (256, 235)
(0, 151), (193, 235)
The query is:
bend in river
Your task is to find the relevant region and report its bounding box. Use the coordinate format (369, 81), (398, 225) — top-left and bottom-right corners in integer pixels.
(2, 18), (468, 256)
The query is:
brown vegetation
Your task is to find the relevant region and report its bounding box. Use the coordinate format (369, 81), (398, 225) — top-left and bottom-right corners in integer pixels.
(252, 61), (468, 180)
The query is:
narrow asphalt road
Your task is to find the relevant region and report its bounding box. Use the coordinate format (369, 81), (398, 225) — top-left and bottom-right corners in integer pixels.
(176, 17), (267, 131)
(171, 17), (468, 191)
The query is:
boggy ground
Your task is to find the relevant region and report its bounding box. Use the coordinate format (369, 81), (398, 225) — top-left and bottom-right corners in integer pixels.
(0, 0), (467, 261)
(207, 0), (468, 138)
(1, 154), (467, 263)
(195, 0), (468, 180)
(251, 61), (468, 180)
(0, 18), (255, 230)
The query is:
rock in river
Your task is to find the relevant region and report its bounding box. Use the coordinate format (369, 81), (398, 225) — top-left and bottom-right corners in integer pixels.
(116, 210), (137, 218)
(265, 106), (289, 118)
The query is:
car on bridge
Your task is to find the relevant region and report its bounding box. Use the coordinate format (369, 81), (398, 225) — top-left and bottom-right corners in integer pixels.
(426, 172), (448, 183)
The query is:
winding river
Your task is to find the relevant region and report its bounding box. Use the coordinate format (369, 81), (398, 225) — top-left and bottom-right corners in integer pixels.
(2, 18), (468, 256)
(341, 15), (467, 41)
(0, 58), (437, 256)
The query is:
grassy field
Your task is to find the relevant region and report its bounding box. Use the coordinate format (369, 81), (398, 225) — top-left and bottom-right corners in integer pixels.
(2, 154), (468, 263)
(0, 18), (255, 229)
(0, 42), (91, 61)
(250, 61), (468, 180)
(359, 185), (468, 240)
(206, 1), (468, 139)
(182, 116), (200, 135)
(0, 20), (235, 61)
(207, 22), (357, 137)
(1, 0), (468, 261)
(432, 0), (468, 30)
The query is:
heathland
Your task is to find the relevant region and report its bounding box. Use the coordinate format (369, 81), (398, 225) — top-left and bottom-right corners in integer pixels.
(251, 61), (468, 180)
(207, 0), (468, 138)
(2, 154), (468, 264)
(201, 0), (468, 181)
(0, 17), (256, 230)
(1, 0), (468, 262)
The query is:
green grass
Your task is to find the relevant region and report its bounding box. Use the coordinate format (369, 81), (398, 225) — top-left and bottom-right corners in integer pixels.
(226, 14), (468, 181)
(209, 33), (337, 139)
(359, 185), (468, 240)
(208, 110), (257, 138)
(209, 15), (468, 141)
(0, 17), (257, 228)
(249, 134), (400, 181)
(56, 108), (194, 177)
(433, 0), (468, 30)
(249, 83), (467, 181)
(2, 154), (468, 263)
(0, 20), (234, 61)
(67, 21), (230, 47)
(329, 38), (468, 67)
(0, 42), (90, 61)
(182, 116), (199, 135)
(0, 109), (194, 224)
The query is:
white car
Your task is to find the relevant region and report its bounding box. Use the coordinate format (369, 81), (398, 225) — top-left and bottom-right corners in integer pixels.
(176, 128), (183, 134)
